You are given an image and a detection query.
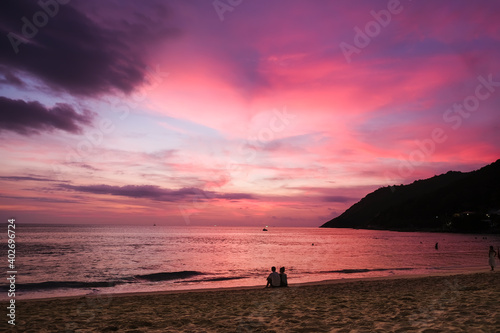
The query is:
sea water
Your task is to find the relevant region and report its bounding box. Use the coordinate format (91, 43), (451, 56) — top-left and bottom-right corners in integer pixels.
(1, 224), (498, 300)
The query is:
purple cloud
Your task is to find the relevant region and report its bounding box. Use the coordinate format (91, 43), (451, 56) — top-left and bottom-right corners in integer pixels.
(59, 184), (255, 202)
(0, 97), (94, 135)
(0, 67), (24, 87)
(0, 194), (77, 204)
(322, 196), (357, 203)
(0, 0), (179, 96)
(0, 175), (55, 182)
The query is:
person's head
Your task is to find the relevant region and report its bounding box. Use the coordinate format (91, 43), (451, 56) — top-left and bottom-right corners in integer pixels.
(271, 266), (276, 272)
(490, 246), (494, 251)
(280, 267), (285, 273)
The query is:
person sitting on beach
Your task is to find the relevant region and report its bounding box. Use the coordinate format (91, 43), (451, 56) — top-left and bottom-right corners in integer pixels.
(279, 267), (288, 287)
(488, 246), (497, 271)
(266, 266), (281, 288)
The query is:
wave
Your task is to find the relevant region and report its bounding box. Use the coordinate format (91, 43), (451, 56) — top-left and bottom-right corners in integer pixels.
(1, 280), (126, 291)
(181, 276), (246, 283)
(320, 268), (413, 274)
(135, 270), (203, 282)
(0, 268), (417, 293)
(0, 270), (205, 292)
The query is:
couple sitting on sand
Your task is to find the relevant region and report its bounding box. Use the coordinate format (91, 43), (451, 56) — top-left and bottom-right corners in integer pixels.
(266, 266), (288, 288)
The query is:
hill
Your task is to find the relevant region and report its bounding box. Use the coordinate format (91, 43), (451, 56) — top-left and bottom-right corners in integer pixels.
(320, 159), (500, 233)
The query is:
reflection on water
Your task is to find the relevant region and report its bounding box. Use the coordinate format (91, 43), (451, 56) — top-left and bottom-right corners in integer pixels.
(2, 225), (498, 299)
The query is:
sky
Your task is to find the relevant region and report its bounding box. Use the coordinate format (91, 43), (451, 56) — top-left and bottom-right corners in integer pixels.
(0, 0), (499, 227)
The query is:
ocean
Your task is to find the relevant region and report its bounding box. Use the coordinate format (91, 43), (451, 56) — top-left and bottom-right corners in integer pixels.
(1, 224), (499, 300)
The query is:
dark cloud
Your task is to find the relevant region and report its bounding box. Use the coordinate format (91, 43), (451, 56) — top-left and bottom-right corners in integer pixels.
(217, 193), (255, 200)
(0, 67), (24, 87)
(0, 0), (178, 96)
(0, 96), (94, 135)
(59, 184), (255, 202)
(0, 194), (78, 204)
(0, 175), (54, 182)
(322, 195), (356, 203)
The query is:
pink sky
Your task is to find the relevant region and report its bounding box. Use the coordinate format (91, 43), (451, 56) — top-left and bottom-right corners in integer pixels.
(1, 0), (499, 226)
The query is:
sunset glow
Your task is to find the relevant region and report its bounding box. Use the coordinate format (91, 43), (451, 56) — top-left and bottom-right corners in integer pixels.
(1, 0), (499, 226)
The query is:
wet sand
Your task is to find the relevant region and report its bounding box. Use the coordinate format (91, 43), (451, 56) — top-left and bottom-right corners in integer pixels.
(3, 271), (500, 332)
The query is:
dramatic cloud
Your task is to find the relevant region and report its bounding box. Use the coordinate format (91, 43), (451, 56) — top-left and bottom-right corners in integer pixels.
(0, 96), (94, 135)
(0, 0), (498, 226)
(59, 184), (255, 202)
(0, 0), (178, 96)
(0, 175), (56, 182)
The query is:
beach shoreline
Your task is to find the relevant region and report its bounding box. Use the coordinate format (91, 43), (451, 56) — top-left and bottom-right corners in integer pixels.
(4, 270), (499, 332)
(8, 266), (487, 302)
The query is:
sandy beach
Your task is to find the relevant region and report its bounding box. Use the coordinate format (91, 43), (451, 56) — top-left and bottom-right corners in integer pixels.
(3, 271), (500, 332)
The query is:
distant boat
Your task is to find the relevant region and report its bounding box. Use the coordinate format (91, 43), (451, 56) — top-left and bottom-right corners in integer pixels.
(153, 224), (156, 226)
(263, 228), (268, 231)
